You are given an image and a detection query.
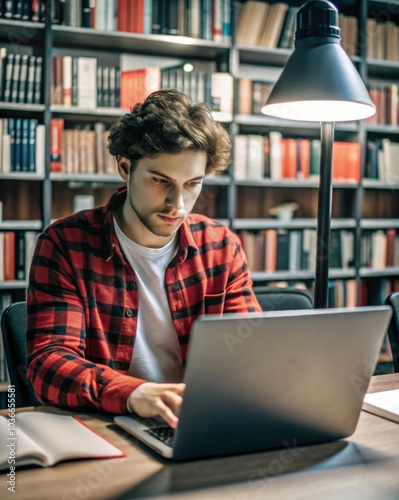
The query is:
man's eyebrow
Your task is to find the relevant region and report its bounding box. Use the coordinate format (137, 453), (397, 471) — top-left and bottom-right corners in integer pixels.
(147, 170), (205, 182)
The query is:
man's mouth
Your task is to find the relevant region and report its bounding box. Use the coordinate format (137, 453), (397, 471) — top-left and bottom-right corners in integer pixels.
(158, 214), (182, 224)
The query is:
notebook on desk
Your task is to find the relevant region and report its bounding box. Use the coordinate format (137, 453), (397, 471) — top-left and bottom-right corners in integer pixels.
(114, 306), (392, 461)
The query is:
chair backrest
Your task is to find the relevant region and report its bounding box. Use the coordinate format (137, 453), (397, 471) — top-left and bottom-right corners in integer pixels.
(1, 301), (41, 407)
(254, 286), (314, 312)
(384, 292), (399, 372)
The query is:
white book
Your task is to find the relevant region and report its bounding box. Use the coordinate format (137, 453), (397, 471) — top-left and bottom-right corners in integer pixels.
(247, 135), (265, 180)
(25, 231), (39, 277)
(340, 230), (354, 269)
(35, 124), (46, 176)
(0, 411), (125, 470)
(211, 72), (233, 119)
(269, 131), (283, 180)
(95, 0), (106, 30)
(77, 57), (97, 109)
(289, 230), (301, 272)
(2, 130), (11, 174)
(62, 55), (72, 106)
(363, 389), (399, 423)
(371, 230), (387, 269)
(106, 0), (116, 31)
(233, 135), (248, 180)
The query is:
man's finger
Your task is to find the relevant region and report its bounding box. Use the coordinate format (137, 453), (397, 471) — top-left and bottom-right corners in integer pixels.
(158, 401), (179, 428)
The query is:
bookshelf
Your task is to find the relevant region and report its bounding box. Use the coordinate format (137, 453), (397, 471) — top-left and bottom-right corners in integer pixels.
(1, 0), (399, 377)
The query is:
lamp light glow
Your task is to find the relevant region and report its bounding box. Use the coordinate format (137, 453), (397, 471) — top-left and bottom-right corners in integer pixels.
(263, 101), (375, 122)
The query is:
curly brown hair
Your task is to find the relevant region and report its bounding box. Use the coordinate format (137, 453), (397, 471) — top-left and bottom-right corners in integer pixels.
(107, 89), (231, 175)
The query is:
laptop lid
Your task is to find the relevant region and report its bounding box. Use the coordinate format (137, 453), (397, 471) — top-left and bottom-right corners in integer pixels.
(115, 306), (392, 461)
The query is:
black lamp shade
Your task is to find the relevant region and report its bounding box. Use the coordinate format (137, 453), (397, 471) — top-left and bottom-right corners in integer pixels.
(262, 1), (375, 122)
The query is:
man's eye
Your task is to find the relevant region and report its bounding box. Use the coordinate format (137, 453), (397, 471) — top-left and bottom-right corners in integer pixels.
(154, 177), (168, 184)
(187, 182), (202, 187)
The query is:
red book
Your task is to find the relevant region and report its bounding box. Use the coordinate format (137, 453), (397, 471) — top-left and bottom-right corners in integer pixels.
(386, 229), (396, 267)
(3, 231), (15, 281)
(299, 139), (310, 179)
(283, 138), (297, 179)
(332, 142), (361, 182)
(345, 142), (361, 182)
(264, 229), (277, 272)
(135, 0), (144, 33)
(117, 0), (128, 32)
(50, 118), (64, 172)
(91, 3), (96, 28)
(120, 67), (161, 110)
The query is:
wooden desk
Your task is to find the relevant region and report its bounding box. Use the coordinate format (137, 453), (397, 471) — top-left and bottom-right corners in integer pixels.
(1, 374), (399, 500)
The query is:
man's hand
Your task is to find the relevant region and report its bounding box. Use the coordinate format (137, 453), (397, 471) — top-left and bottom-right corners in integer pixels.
(127, 382), (186, 428)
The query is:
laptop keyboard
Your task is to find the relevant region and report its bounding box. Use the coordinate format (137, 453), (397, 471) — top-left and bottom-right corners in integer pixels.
(145, 426), (174, 447)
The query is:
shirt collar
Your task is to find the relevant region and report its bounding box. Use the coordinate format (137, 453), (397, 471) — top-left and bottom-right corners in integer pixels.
(103, 186), (199, 263)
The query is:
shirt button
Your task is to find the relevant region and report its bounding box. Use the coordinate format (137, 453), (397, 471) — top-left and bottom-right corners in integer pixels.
(127, 282), (136, 290)
(126, 309), (133, 317)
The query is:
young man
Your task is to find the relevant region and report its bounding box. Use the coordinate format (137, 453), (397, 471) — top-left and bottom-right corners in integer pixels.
(27, 90), (261, 427)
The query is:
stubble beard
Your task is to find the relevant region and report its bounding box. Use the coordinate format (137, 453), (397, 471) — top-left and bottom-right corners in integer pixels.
(129, 197), (185, 238)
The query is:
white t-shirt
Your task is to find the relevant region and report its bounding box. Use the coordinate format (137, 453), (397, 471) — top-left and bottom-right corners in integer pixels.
(114, 218), (184, 383)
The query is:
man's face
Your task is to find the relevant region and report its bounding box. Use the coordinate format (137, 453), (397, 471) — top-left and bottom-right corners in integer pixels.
(119, 151), (207, 247)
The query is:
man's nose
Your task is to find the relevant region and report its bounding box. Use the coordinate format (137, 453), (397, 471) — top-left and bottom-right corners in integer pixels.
(166, 187), (185, 211)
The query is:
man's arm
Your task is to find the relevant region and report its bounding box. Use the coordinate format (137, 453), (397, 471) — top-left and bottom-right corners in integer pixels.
(27, 231), (144, 414)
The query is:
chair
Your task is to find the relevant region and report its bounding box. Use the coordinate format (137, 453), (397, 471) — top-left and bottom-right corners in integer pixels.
(384, 292), (399, 372)
(253, 286), (314, 312)
(1, 301), (42, 407)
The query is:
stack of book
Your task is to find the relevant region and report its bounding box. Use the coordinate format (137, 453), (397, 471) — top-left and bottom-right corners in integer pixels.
(50, 119), (116, 175)
(0, 231), (39, 282)
(49, 0), (232, 42)
(0, 118), (45, 174)
(51, 56), (121, 109)
(0, 49), (42, 105)
(234, 134), (361, 183)
(238, 228), (355, 273)
(236, 1), (357, 54)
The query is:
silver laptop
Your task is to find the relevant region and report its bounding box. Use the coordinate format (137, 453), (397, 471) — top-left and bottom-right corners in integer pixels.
(114, 306), (392, 460)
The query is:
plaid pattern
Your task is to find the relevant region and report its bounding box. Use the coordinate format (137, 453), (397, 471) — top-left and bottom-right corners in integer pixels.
(27, 187), (261, 414)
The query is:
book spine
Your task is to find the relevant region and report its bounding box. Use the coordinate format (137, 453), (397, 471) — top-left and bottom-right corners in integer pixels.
(33, 56), (43, 104)
(14, 231), (26, 280)
(143, 0), (153, 34)
(50, 118), (64, 172)
(2, 53), (14, 102)
(25, 55), (36, 104)
(21, 118), (29, 171)
(28, 119), (38, 172)
(3, 231), (16, 281)
(13, 118), (22, 171)
(62, 56), (72, 106)
(71, 56), (78, 106)
(10, 53), (21, 103)
(82, 0), (92, 27)
(17, 54), (29, 103)
(77, 57), (97, 108)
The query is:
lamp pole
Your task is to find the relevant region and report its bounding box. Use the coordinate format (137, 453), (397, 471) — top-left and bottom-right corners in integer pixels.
(314, 121), (334, 308)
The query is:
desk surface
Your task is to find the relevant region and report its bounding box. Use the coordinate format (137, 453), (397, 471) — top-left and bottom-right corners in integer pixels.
(1, 374), (399, 500)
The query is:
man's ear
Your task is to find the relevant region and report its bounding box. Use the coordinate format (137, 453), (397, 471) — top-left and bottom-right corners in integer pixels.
(117, 156), (131, 180)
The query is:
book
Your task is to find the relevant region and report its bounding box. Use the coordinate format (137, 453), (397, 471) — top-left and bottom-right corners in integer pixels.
(0, 411), (126, 470)
(362, 389), (399, 423)
(77, 57), (97, 109)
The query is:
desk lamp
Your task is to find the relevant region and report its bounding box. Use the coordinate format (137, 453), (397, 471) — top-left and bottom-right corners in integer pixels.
(261, 0), (375, 308)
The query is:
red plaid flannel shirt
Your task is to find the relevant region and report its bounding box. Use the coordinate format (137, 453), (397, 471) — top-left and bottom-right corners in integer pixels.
(27, 187), (261, 414)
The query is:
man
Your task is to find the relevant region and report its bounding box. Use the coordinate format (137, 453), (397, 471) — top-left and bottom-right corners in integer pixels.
(27, 90), (262, 428)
